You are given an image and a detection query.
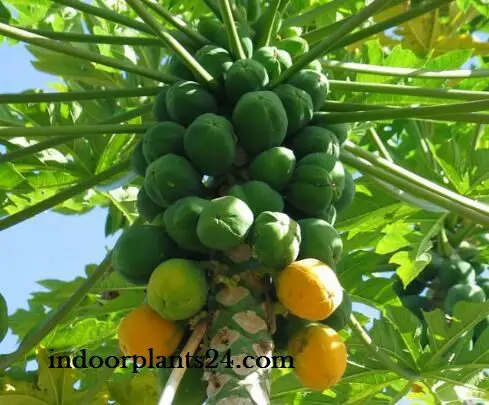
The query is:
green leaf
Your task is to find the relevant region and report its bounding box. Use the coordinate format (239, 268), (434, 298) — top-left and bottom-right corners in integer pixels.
(0, 164), (26, 190)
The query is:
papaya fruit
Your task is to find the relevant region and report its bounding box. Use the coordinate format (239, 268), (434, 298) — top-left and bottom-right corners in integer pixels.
(400, 295), (430, 319)
(438, 260), (476, 290)
(112, 225), (178, 285)
(288, 69), (329, 110)
(232, 90), (288, 156)
(286, 153), (345, 216)
(307, 59), (322, 72)
(322, 290), (352, 331)
(229, 181), (284, 217)
(249, 146), (296, 191)
(316, 122), (349, 145)
(144, 154), (204, 208)
(444, 284), (486, 315)
(147, 258), (208, 321)
(472, 262), (488, 276)
(137, 186), (164, 223)
(273, 84), (314, 135)
(197, 17), (222, 41)
(277, 36), (309, 59)
(279, 26), (303, 38)
(0, 293), (8, 344)
(119, 304), (183, 364)
(214, 23), (254, 58)
(163, 196), (211, 253)
(277, 258), (343, 321)
(251, 211), (301, 268)
(166, 55), (194, 80)
(166, 81), (218, 126)
(153, 86), (171, 122)
(224, 59), (269, 103)
(297, 218), (343, 268)
(334, 169), (356, 213)
(194, 45), (233, 83)
(197, 196), (254, 251)
(142, 121), (185, 164)
(291, 126), (340, 160)
(457, 241), (479, 261)
(392, 275), (425, 297)
(252, 46), (292, 80)
(184, 113), (236, 176)
(131, 139), (148, 177)
(289, 323), (347, 390)
(477, 277), (489, 296)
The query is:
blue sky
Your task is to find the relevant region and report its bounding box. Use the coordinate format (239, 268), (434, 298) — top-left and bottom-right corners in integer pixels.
(0, 42), (119, 355)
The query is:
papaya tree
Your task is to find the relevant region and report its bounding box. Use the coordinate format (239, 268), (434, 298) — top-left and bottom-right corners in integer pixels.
(1, 0), (489, 404)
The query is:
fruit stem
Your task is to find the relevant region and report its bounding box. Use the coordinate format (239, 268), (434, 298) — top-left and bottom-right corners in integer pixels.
(328, 79), (489, 102)
(218, 0), (247, 59)
(349, 314), (419, 381)
(1, 103), (153, 164)
(124, 0), (220, 90)
(330, 0), (454, 50)
(0, 87), (161, 105)
(314, 98), (489, 123)
(11, 27), (163, 46)
(0, 161), (130, 231)
(367, 127), (393, 162)
(0, 254), (114, 371)
(322, 60), (489, 79)
(340, 150), (489, 227)
(0, 23), (177, 83)
(140, 0), (211, 47)
(439, 227), (455, 257)
(255, 0), (282, 48)
(282, 0), (348, 28)
(269, 0), (392, 87)
(0, 123), (153, 139)
(158, 320), (209, 405)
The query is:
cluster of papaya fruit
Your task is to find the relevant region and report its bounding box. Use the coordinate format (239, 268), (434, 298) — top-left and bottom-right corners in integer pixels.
(113, 10), (356, 395)
(393, 238), (489, 343)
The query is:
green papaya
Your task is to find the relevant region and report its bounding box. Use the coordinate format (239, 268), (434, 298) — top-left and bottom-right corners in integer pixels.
(137, 186), (164, 222)
(477, 277), (489, 296)
(166, 81), (218, 126)
(229, 181), (284, 217)
(288, 69), (329, 110)
(316, 122), (349, 145)
(197, 196), (254, 251)
(163, 196), (211, 253)
(286, 153), (345, 216)
(249, 146), (296, 191)
(214, 23), (254, 58)
(392, 275), (425, 297)
(472, 262), (488, 276)
(291, 126), (340, 160)
(166, 55), (194, 80)
(322, 290), (352, 331)
(297, 218), (343, 268)
(152, 86), (171, 122)
(131, 139), (148, 177)
(112, 225), (178, 285)
(401, 295), (430, 319)
(224, 59), (269, 103)
(142, 122), (185, 164)
(194, 45), (233, 83)
(334, 169), (356, 213)
(252, 46), (292, 80)
(184, 113), (236, 176)
(457, 241), (479, 261)
(277, 36), (309, 59)
(144, 154), (204, 208)
(444, 284), (486, 314)
(0, 293), (8, 344)
(307, 59), (322, 72)
(232, 91), (288, 156)
(197, 17), (222, 41)
(251, 211), (301, 269)
(438, 260), (476, 290)
(273, 84), (314, 135)
(279, 26), (303, 38)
